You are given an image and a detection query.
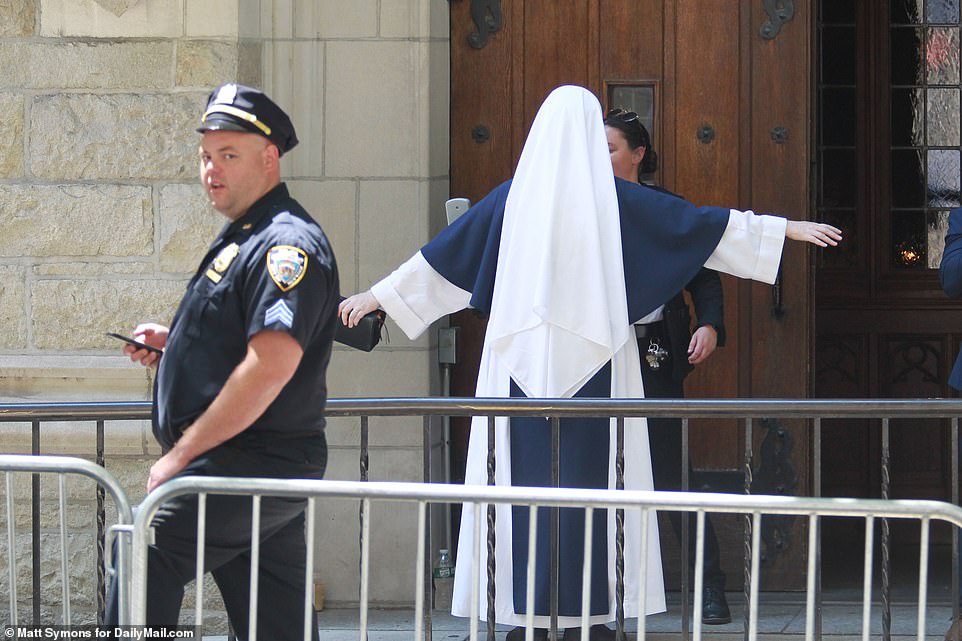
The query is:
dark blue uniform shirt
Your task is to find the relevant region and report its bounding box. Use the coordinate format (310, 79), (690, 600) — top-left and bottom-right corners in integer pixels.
(940, 206), (962, 390)
(153, 183), (339, 450)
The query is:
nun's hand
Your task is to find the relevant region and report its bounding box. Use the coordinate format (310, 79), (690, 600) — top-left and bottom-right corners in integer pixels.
(786, 221), (842, 247)
(339, 291), (382, 328)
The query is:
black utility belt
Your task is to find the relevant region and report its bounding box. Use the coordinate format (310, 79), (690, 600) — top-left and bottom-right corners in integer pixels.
(634, 321), (664, 339)
(229, 429), (324, 445)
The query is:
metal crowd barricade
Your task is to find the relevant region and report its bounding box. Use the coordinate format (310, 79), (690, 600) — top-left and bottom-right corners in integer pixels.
(129, 475), (962, 641)
(0, 401), (150, 625)
(4, 398), (962, 640)
(325, 397), (962, 641)
(0, 454), (134, 626)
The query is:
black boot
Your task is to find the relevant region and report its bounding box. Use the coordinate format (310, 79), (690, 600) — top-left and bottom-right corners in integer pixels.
(506, 626), (548, 641)
(702, 585), (732, 625)
(563, 624), (615, 641)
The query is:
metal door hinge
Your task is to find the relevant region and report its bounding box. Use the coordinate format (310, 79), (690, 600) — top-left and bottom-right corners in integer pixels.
(450, 0), (502, 49)
(760, 0), (795, 40)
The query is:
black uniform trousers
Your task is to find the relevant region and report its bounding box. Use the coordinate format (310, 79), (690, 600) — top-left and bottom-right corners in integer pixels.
(106, 432), (327, 641)
(638, 328), (726, 590)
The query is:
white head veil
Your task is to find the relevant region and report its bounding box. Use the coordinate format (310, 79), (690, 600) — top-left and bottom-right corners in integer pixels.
(486, 85), (630, 398)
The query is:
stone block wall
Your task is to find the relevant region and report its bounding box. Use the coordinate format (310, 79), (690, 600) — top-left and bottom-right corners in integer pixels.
(0, 0), (241, 399)
(0, 0), (450, 623)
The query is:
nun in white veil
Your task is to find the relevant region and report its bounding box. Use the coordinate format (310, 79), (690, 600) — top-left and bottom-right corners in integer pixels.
(455, 85), (667, 630)
(339, 85), (841, 636)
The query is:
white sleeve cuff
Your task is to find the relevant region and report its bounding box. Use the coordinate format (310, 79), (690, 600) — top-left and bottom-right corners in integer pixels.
(704, 209), (787, 284)
(370, 252), (472, 340)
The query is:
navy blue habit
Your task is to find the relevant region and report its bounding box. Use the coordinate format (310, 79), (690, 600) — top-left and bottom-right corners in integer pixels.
(423, 177), (730, 617)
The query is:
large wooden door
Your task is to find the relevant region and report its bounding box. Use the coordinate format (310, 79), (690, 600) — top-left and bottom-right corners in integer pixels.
(449, 0), (814, 589)
(814, 0), (962, 544)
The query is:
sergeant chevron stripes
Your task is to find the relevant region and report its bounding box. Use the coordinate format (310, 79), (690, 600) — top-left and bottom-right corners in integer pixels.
(264, 299), (294, 328)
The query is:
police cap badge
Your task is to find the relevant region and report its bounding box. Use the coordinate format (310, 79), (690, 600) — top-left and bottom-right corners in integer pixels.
(198, 83), (299, 156)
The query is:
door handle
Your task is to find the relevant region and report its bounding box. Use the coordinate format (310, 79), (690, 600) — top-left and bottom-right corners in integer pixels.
(772, 266), (785, 319)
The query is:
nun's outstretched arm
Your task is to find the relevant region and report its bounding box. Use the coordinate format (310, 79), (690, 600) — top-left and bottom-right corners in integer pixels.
(341, 251), (472, 340)
(704, 210), (842, 285)
(703, 209), (787, 284)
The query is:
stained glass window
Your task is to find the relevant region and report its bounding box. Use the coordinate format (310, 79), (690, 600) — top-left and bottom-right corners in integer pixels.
(889, 0), (960, 268)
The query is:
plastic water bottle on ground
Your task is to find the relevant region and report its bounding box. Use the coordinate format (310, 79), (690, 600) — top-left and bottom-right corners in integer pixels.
(433, 548), (454, 609)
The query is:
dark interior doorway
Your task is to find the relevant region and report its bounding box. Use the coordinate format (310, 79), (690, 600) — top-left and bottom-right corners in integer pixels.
(814, 0), (962, 563)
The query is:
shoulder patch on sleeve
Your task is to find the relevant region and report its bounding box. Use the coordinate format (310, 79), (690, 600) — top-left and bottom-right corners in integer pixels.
(266, 245), (308, 292)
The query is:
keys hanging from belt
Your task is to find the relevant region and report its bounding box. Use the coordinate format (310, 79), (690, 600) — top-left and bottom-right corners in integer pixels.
(645, 338), (669, 370)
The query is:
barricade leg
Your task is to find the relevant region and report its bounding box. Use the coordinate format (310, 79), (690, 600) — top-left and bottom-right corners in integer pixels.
(0, 455), (133, 629)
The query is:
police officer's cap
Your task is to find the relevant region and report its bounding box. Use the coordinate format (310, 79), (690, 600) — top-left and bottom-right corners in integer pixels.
(197, 83), (298, 156)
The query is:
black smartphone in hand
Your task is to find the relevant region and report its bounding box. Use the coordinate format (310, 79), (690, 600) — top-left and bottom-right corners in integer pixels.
(105, 332), (163, 355)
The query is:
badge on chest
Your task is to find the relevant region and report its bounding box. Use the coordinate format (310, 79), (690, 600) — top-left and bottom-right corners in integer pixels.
(205, 243), (240, 283)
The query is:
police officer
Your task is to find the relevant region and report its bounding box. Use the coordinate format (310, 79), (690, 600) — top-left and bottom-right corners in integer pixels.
(635, 269), (731, 624)
(106, 83), (338, 640)
(605, 108), (731, 626)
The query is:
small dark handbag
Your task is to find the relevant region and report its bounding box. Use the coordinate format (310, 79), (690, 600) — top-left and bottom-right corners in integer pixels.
(334, 297), (386, 352)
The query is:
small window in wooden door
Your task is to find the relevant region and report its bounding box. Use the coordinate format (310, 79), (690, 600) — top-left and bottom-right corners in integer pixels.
(607, 83), (656, 181)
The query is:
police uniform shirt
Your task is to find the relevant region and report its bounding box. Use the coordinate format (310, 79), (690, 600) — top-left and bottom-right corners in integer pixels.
(153, 183), (339, 450)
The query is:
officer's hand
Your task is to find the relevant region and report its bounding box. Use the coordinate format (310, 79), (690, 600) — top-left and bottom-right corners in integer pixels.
(786, 221), (842, 247)
(124, 323), (169, 369)
(147, 449), (188, 493)
(338, 291), (382, 328)
(687, 325), (718, 365)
